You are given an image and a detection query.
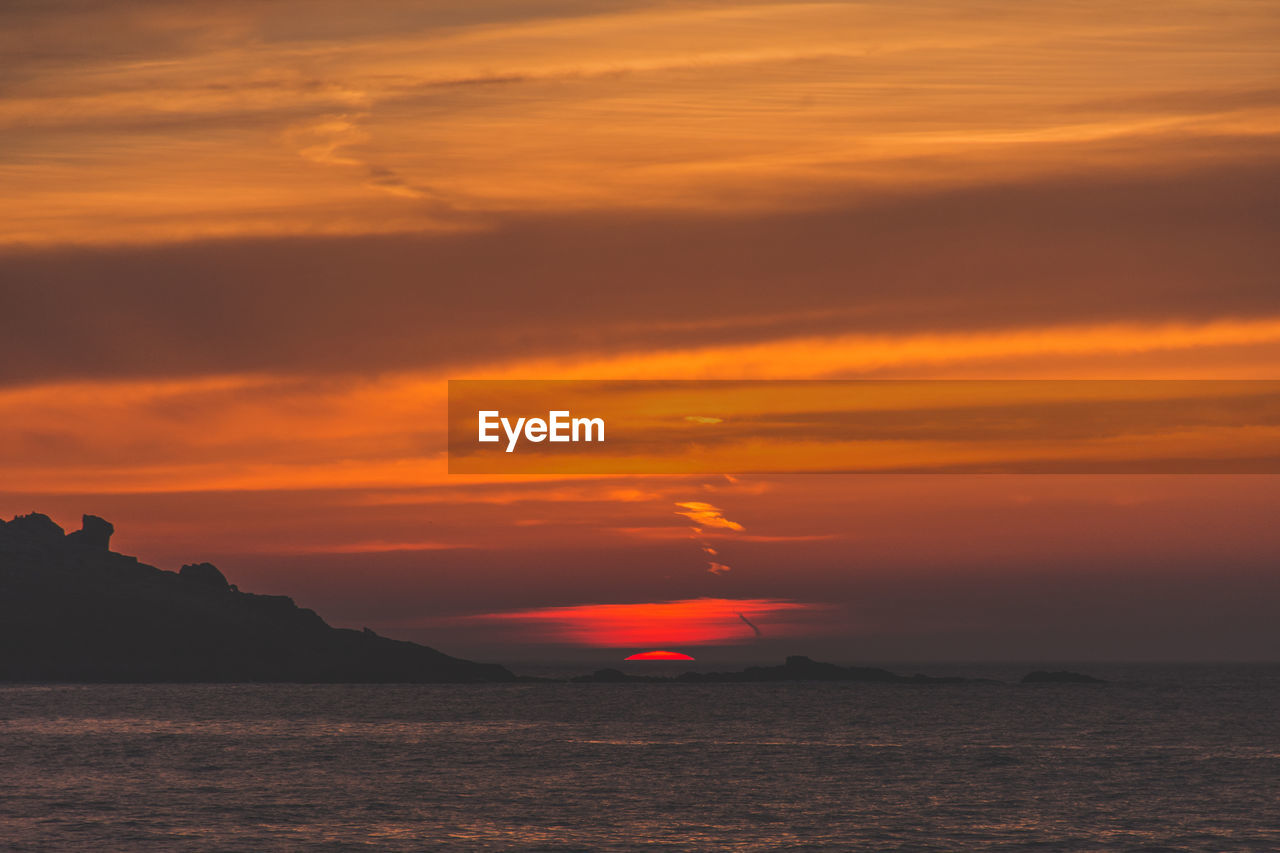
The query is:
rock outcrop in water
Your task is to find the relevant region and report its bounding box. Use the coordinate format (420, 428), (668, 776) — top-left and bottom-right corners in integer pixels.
(572, 655), (984, 684)
(0, 513), (514, 683)
(571, 657), (1109, 685)
(1020, 670), (1106, 684)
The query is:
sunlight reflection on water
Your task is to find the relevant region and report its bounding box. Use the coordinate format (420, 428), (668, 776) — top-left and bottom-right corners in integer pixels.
(1, 666), (1278, 851)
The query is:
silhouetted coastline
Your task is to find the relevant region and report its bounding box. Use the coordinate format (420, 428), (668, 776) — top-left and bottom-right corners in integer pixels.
(2, 512), (1111, 687)
(572, 656), (980, 684)
(0, 513), (514, 683)
(571, 656), (1103, 685)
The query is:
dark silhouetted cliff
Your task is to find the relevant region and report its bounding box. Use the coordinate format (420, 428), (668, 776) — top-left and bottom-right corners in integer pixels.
(0, 513), (514, 683)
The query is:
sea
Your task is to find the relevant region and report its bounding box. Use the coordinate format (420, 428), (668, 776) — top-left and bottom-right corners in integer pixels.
(2, 663), (1277, 851)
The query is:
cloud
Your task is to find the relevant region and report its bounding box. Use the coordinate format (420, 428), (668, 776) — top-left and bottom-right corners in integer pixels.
(284, 115), (463, 208)
(3, 0), (1278, 246)
(675, 499), (745, 574)
(466, 597), (826, 646)
(3, 160), (1278, 387)
(292, 115), (370, 167)
(675, 501), (744, 531)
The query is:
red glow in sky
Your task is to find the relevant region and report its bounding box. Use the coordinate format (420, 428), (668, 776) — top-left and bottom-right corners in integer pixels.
(469, 598), (824, 647)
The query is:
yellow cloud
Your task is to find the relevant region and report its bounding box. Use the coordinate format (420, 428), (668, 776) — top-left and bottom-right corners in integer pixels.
(674, 501), (745, 531)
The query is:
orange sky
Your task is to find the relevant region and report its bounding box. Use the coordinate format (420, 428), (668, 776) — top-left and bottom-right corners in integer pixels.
(3, 0), (1279, 661)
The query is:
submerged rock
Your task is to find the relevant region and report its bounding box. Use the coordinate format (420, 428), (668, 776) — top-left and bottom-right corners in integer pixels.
(573, 656), (993, 685)
(1021, 670), (1106, 684)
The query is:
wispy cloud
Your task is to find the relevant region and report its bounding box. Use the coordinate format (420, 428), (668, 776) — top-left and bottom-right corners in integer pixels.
(7, 314), (1280, 494)
(675, 501), (744, 532)
(676, 500), (746, 574)
(3, 0), (1276, 245)
(466, 597), (828, 646)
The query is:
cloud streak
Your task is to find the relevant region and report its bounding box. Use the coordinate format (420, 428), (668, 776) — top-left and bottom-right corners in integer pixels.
(4, 159), (1278, 388)
(675, 501), (744, 532)
(466, 597), (827, 646)
(676, 500), (746, 574)
(3, 0), (1277, 245)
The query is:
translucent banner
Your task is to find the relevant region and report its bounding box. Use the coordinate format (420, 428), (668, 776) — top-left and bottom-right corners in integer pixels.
(447, 380), (1280, 474)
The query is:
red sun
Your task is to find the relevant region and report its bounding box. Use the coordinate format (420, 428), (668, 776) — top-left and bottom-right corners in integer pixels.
(625, 650), (696, 661)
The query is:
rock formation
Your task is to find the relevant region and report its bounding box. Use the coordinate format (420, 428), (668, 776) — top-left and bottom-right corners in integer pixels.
(64, 514), (114, 550)
(572, 656), (988, 684)
(0, 512), (514, 683)
(1020, 670), (1106, 684)
(179, 562), (229, 590)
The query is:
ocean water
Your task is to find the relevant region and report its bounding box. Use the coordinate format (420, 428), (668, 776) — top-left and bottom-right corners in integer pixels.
(2, 665), (1278, 851)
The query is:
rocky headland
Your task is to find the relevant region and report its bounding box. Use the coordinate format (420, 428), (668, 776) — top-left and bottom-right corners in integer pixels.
(0, 512), (514, 683)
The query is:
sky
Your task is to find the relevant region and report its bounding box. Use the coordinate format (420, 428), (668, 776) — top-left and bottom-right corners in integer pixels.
(3, 0), (1280, 663)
